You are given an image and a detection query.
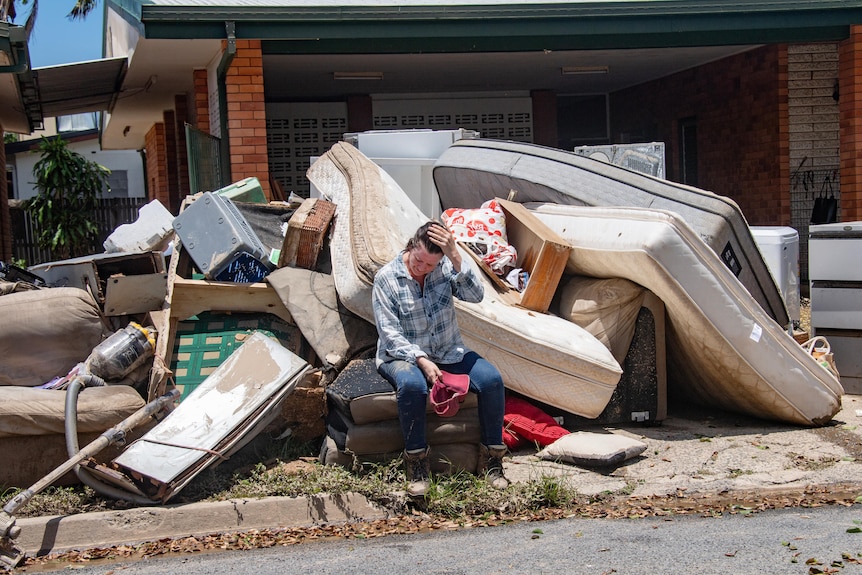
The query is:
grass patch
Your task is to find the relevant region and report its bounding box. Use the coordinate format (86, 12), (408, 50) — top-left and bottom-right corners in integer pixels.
(3, 433), (585, 523)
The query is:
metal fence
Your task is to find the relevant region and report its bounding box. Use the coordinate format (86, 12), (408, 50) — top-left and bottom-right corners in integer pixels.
(186, 123), (224, 195)
(789, 165), (840, 291)
(10, 197), (149, 266)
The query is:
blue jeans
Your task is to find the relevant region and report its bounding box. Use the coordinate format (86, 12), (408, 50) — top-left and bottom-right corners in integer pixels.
(378, 351), (505, 452)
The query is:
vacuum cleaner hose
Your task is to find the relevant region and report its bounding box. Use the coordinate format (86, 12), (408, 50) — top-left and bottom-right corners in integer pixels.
(64, 375), (161, 505)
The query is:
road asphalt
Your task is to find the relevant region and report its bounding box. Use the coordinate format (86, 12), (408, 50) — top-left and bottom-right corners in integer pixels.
(10, 394), (862, 562)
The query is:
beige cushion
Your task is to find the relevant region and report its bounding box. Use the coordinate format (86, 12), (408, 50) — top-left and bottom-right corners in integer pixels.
(537, 431), (647, 468)
(0, 385), (145, 438)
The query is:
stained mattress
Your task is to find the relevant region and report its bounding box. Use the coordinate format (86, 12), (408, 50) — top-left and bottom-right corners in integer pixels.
(432, 138), (789, 327)
(529, 203), (842, 426)
(307, 142), (622, 418)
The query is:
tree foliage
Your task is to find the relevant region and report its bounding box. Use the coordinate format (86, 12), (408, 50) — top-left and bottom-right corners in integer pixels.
(25, 136), (110, 258)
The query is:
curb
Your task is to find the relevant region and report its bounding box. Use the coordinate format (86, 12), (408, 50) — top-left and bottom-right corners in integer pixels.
(14, 494), (387, 557)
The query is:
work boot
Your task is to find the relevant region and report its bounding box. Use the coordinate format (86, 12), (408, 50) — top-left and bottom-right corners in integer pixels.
(403, 447), (431, 497)
(478, 444), (510, 489)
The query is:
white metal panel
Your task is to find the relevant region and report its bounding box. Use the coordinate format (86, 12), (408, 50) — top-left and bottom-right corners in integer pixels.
(811, 328), (862, 394)
(808, 221), (862, 282)
(810, 285), (862, 330)
(346, 128), (478, 158)
(114, 332), (307, 486)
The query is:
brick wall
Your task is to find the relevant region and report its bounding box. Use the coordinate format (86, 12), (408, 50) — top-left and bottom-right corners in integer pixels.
(164, 109), (179, 213)
(839, 26), (862, 221)
(145, 123), (170, 211)
(788, 44), (840, 175)
(610, 45), (786, 225)
(174, 94), (191, 201)
(193, 69), (210, 133)
(225, 40), (271, 199)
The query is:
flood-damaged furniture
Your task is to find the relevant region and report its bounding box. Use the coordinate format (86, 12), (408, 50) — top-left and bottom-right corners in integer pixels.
(28, 251), (168, 318)
(0, 386), (149, 488)
(0, 286), (151, 488)
(321, 357), (482, 474)
(114, 332), (310, 502)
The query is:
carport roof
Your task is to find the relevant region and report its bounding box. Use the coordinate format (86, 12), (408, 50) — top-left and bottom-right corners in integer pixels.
(116, 0), (862, 48)
(91, 0), (862, 149)
(32, 57), (127, 118)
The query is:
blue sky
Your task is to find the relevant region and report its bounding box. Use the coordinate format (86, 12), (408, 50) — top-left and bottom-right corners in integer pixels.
(22, 4), (103, 68)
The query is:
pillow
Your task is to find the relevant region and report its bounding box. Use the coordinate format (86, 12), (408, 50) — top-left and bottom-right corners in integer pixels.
(442, 199), (517, 272)
(536, 431), (647, 467)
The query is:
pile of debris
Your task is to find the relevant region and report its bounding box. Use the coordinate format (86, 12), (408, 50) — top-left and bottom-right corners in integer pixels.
(2, 167), (656, 493)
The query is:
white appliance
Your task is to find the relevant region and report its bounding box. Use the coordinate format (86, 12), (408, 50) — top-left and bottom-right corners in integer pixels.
(342, 129), (480, 219)
(751, 226), (801, 324)
(809, 221), (862, 393)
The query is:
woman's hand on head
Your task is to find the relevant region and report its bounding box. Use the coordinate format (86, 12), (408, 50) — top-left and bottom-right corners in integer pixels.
(427, 223), (462, 271)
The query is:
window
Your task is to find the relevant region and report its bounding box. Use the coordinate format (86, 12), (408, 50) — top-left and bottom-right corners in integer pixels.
(6, 166), (14, 199)
(57, 113), (99, 133)
(104, 170), (129, 198)
(679, 117), (698, 186)
(557, 94), (609, 150)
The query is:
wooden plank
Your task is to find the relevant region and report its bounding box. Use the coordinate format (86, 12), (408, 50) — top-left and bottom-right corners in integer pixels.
(147, 239), (295, 400)
(169, 277), (293, 325)
(497, 197), (572, 313)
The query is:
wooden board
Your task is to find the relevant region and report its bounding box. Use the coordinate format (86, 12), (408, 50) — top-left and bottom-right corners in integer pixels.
(497, 197), (572, 313)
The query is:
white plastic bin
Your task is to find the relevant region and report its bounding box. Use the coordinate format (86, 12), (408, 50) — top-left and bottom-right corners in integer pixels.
(751, 226), (800, 323)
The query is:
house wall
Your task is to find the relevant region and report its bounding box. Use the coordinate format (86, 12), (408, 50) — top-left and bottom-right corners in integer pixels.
(609, 45), (787, 226)
(10, 139), (146, 201)
(839, 25), (862, 221)
(194, 69), (210, 134)
(145, 123), (170, 211)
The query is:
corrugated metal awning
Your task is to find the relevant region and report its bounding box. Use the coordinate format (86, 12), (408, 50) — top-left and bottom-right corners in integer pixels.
(31, 57), (127, 118)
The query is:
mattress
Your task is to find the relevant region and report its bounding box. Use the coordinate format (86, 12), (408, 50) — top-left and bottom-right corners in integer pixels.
(529, 203), (843, 426)
(307, 142), (623, 418)
(432, 138), (789, 328)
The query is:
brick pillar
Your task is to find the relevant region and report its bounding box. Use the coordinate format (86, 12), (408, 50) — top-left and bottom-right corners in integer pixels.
(193, 69), (211, 133)
(531, 90), (558, 148)
(225, 40), (271, 199)
(347, 94), (373, 132)
(175, 94), (191, 200)
(163, 110), (180, 213)
(777, 45), (791, 227)
(0, 125), (11, 261)
(839, 26), (862, 221)
(145, 123), (171, 212)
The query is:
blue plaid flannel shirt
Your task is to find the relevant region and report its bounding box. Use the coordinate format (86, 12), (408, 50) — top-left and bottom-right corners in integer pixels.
(372, 250), (484, 367)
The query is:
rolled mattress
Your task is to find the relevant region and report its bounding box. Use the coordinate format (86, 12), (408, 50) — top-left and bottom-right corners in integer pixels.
(529, 202), (842, 426)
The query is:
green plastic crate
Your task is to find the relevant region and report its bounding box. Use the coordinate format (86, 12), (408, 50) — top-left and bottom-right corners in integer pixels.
(170, 311), (303, 400)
